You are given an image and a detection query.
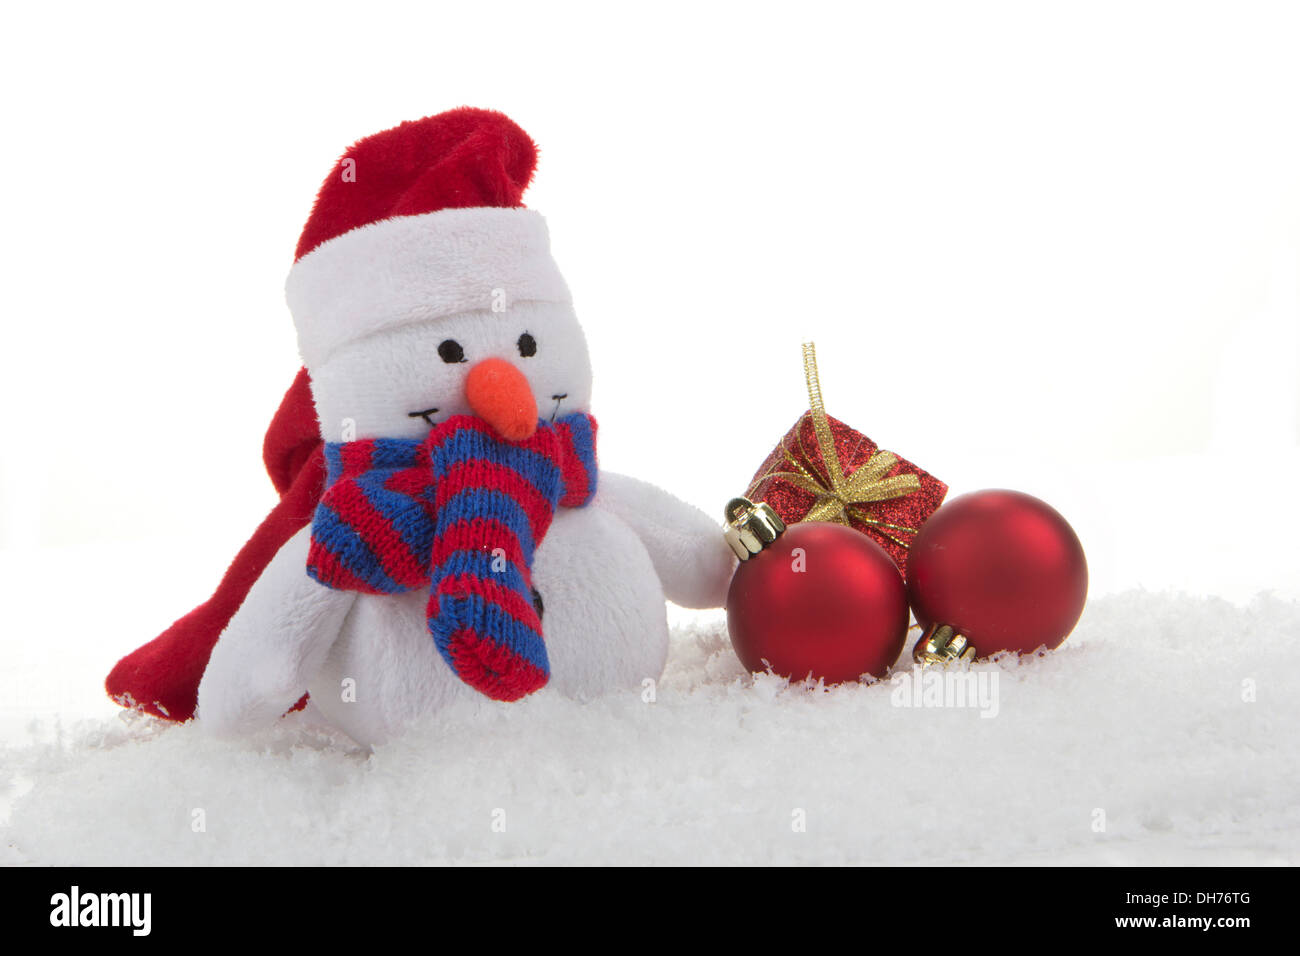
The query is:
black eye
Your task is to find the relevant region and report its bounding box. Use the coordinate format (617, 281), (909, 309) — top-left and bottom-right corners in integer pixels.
(517, 332), (537, 358)
(438, 339), (466, 363)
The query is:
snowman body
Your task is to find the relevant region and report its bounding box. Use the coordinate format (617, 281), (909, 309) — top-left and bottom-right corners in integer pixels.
(307, 504), (669, 745)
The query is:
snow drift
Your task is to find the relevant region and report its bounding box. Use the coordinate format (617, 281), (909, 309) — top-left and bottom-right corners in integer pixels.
(2, 591), (1298, 865)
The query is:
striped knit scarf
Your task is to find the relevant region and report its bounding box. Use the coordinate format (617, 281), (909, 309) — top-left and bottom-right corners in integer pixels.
(306, 412), (597, 701)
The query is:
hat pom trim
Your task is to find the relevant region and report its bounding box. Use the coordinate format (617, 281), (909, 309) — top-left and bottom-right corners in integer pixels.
(286, 207), (570, 370)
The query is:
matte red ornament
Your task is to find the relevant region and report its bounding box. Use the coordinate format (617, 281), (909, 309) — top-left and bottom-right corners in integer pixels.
(906, 490), (1088, 660)
(726, 510), (910, 684)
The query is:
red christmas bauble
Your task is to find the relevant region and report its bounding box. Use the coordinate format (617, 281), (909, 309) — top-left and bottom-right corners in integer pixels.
(906, 489), (1087, 658)
(727, 521), (910, 683)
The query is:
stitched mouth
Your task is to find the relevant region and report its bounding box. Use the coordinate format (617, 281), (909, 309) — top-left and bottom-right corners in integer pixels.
(549, 393), (567, 422)
(407, 407), (440, 427)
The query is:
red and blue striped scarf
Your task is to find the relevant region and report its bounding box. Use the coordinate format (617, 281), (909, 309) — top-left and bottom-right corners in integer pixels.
(307, 412), (597, 701)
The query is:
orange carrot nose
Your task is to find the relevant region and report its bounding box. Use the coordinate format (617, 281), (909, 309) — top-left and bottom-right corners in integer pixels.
(464, 358), (538, 441)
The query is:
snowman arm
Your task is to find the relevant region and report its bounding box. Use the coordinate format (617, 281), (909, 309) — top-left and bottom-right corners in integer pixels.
(197, 524), (354, 735)
(593, 471), (736, 609)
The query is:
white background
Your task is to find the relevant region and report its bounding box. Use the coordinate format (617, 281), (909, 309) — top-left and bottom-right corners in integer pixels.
(2, 1), (1299, 869)
(1, 0), (1297, 691)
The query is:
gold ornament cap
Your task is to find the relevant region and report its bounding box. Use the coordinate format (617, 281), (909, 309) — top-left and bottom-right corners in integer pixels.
(723, 496), (787, 561)
(912, 623), (977, 666)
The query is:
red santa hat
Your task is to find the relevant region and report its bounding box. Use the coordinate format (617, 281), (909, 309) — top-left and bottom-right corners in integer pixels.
(285, 107), (571, 369)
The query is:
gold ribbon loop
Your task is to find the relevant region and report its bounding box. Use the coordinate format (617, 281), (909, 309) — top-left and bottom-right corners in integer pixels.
(746, 342), (921, 543)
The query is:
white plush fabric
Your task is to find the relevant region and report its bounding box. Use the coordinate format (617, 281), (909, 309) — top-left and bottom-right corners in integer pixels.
(596, 472), (736, 609)
(285, 208), (571, 370)
(196, 527), (355, 735)
(308, 301), (593, 442)
(304, 500), (674, 746)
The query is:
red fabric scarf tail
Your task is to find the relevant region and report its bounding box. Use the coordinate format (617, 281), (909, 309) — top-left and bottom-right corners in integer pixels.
(104, 369), (324, 721)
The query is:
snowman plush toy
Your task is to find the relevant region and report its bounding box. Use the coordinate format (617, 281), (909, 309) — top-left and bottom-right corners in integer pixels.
(106, 108), (735, 747)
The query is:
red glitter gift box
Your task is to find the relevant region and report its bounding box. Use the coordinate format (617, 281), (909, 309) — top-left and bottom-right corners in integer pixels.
(743, 347), (947, 577)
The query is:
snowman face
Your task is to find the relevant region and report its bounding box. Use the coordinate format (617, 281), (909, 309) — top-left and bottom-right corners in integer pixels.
(309, 300), (593, 442)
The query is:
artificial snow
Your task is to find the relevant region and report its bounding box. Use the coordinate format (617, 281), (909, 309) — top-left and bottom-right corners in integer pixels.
(3, 590), (1298, 865)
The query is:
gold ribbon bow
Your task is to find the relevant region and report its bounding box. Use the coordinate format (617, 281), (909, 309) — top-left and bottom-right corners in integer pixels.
(745, 342), (921, 546)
